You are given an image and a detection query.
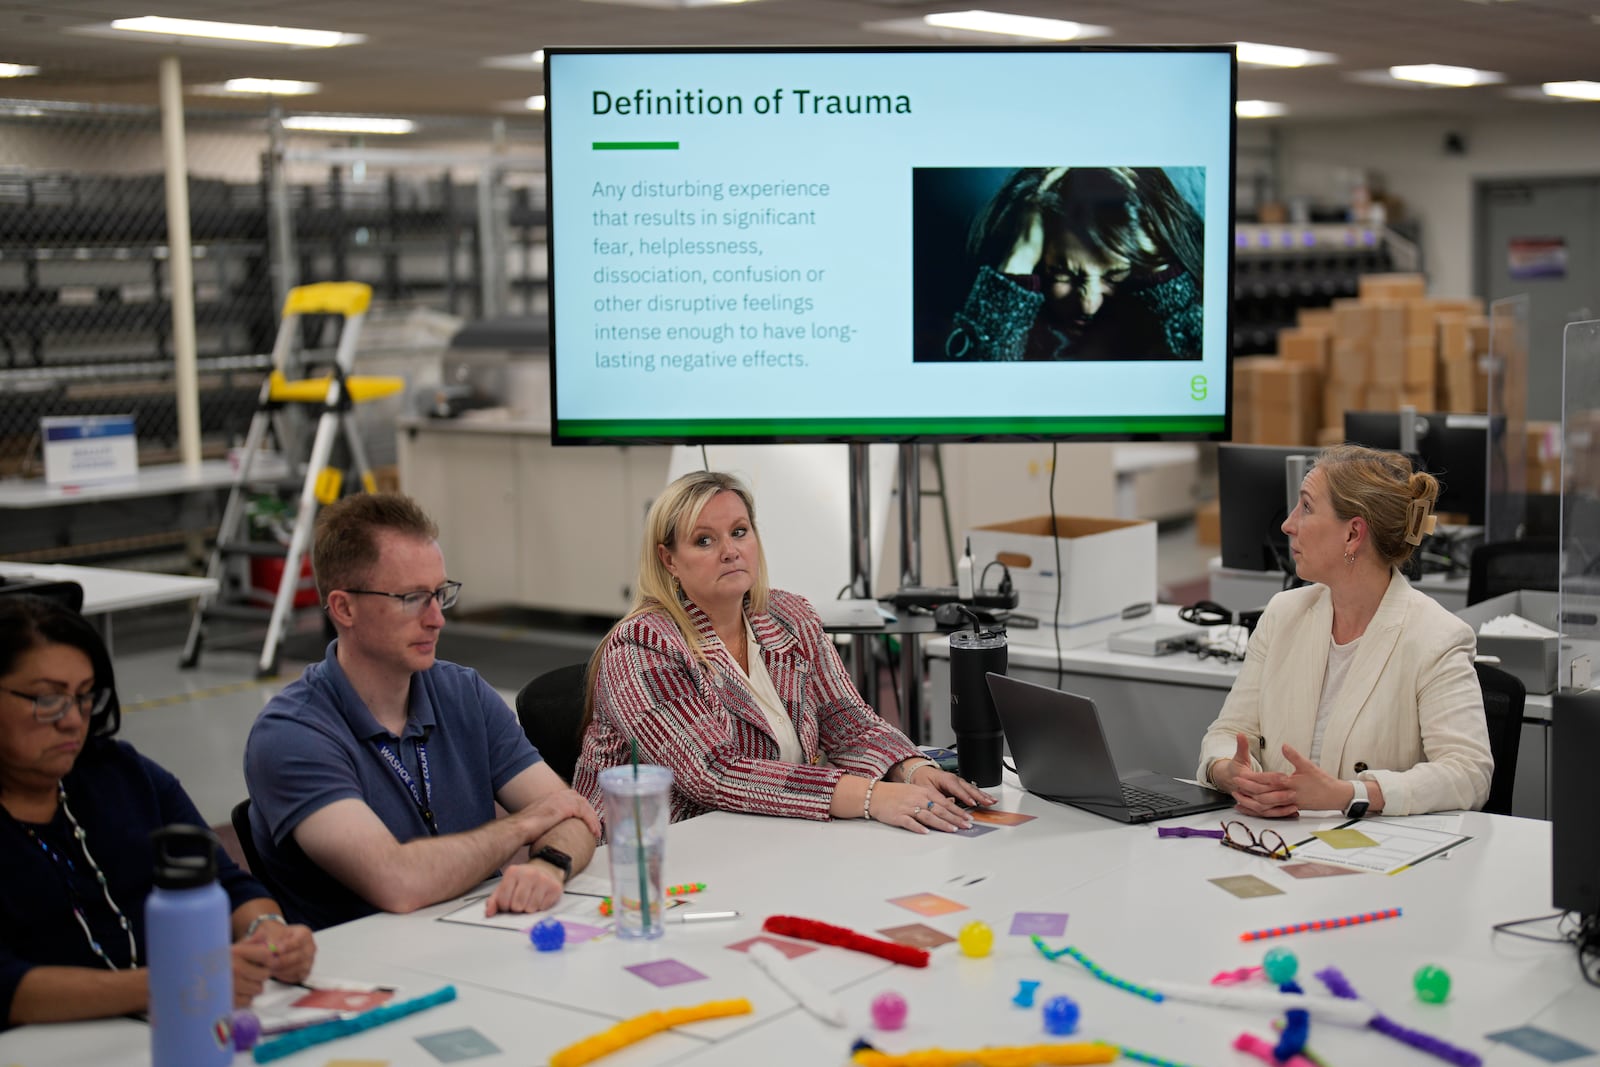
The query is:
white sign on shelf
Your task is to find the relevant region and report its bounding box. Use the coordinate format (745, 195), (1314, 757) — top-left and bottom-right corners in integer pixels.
(41, 414), (138, 486)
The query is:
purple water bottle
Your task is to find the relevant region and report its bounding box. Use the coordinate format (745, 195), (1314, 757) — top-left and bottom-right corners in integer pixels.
(147, 825), (234, 1066)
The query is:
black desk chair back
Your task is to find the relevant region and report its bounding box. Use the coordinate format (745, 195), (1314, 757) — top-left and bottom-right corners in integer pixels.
(230, 797), (292, 903)
(1467, 538), (1559, 606)
(1475, 661), (1525, 816)
(515, 662), (589, 785)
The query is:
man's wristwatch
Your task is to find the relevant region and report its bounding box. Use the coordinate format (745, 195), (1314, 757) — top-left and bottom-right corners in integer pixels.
(1343, 779), (1370, 819)
(531, 845), (573, 884)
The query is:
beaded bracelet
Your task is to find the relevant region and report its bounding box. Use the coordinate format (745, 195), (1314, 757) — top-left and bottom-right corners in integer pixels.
(899, 758), (939, 784)
(863, 779), (878, 821)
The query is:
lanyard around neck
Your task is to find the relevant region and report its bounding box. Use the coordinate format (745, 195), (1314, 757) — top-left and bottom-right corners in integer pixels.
(373, 736), (439, 836)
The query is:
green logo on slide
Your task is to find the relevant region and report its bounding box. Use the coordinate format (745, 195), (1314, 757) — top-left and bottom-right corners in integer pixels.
(1190, 375), (1208, 401)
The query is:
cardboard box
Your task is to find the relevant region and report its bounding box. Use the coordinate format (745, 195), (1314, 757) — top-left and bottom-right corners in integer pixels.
(1195, 499), (1220, 546)
(1438, 317), (1471, 364)
(1278, 328), (1329, 372)
(1322, 382), (1365, 428)
(1317, 425), (1346, 448)
(1402, 383), (1435, 412)
(967, 515), (1157, 631)
(1455, 591), (1561, 694)
(1371, 302), (1408, 343)
(1370, 337), (1406, 386)
(1251, 360), (1321, 445)
(1329, 339), (1372, 383)
(1405, 337), (1437, 389)
(1364, 384), (1405, 410)
(1298, 307), (1335, 332)
(1332, 300), (1376, 340)
(1358, 273), (1427, 302)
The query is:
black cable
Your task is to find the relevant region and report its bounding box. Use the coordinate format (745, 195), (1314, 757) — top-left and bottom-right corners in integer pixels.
(1049, 441), (1063, 689)
(1490, 912), (1571, 945)
(700, 443), (710, 471)
(979, 559), (1011, 594)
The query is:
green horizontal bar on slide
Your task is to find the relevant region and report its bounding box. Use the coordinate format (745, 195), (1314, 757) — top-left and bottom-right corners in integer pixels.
(592, 141), (680, 150)
(559, 415), (1225, 438)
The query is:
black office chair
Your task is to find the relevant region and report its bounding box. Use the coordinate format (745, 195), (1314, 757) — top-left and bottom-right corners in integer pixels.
(1475, 661), (1525, 816)
(1466, 538), (1559, 606)
(515, 662), (589, 784)
(229, 796), (293, 904)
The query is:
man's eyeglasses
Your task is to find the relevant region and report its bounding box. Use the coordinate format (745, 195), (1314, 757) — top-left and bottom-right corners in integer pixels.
(341, 581), (463, 616)
(2, 686), (112, 724)
(1221, 820), (1292, 861)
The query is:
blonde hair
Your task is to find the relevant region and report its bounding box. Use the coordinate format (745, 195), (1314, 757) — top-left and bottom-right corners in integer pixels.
(1316, 444), (1440, 568)
(583, 471), (770, 725)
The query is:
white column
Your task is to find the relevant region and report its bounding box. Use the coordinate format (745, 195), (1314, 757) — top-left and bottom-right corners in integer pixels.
(159, 55), (202, 472)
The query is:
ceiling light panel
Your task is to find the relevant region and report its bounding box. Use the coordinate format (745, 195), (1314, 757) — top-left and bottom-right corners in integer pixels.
(1235, 42), (1336, 69)
(283, 115), (414, 134)
(1543, 80), (1600, 101)
(101, 16), (363, 49)
(1389, 64), (1504, 87)
(0, 64), (40, 78)
(1236, 99), (1287, 118)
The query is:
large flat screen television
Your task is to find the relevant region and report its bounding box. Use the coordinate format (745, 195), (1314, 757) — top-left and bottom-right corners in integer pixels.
(543, 46), (1237, 444)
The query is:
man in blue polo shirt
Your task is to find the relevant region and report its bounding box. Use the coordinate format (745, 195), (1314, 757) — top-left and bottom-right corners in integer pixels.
(244, 494), (600, 930)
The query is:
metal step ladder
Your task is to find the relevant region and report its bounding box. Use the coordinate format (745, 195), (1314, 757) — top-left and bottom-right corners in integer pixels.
(181, 282), (403, 677)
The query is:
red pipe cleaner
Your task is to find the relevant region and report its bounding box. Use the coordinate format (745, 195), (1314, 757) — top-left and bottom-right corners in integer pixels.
(763, 916), (930, 968)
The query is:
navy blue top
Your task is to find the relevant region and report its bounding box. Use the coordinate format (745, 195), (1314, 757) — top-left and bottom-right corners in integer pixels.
(244, 641), (540, 931)
(0, 739), (267, 1028)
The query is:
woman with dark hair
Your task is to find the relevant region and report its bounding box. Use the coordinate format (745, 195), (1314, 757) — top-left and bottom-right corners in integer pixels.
(0, 595), (315, 1028)
(1198, 446), (1494, 817)
(946, 166), (1205, 362)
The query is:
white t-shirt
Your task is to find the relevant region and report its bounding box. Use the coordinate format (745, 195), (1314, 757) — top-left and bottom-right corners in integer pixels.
(731, 617), (803, 764)
(1310, 634), (1361, 765)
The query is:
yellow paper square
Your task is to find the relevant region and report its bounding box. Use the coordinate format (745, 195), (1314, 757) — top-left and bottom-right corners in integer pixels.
(1312, 828), (1380, 849)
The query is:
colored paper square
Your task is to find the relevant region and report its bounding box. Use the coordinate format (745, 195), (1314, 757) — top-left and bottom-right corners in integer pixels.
(1281, 861), (1363, 879)
(970, 809), (1036, 827)
(877, 922), (957, 949)
(558, 920), (610, 942)
(888, 892), (968, 917)
(1311, 828), (1380, 849)
(415, 1028), (501, 1063)
(726, 935), (817, 959)
(625, 959), (708, 988)
(291, 988), (394, 1012)
(952, 822), (998, 838)
(1486, 1026), (1596, 1063)
(1009, 912), (1069, 937)
(1209, 874), (1285, 899)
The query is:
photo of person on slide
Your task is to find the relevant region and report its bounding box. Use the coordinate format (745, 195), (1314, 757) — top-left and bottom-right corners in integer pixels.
(913, 166), (1205, 363)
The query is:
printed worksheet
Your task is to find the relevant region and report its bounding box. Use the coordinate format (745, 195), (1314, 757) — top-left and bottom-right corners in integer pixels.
(1288, 819), (1471, 874)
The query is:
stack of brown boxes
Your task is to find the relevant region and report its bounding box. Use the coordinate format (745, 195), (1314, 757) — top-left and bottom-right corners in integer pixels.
(1234, 273), (1489, 448)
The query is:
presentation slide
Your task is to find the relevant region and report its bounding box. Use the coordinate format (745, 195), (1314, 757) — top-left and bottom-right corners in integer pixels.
(546, 48), (1235, 442)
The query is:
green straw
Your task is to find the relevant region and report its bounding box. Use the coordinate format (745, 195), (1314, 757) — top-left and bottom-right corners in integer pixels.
(631, 738), (650, 934)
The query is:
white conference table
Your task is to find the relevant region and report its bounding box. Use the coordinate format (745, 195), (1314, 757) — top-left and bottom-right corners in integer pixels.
(0, 560), (217, 655)
(2, 787), (1587, 1066)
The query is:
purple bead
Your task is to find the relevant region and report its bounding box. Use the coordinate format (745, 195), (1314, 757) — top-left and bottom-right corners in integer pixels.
(230, 1008), (261, 1051)
(530, 918), (566, 952)
(1042, 994), (1079, 1035)
(871, 991), (908, 1030)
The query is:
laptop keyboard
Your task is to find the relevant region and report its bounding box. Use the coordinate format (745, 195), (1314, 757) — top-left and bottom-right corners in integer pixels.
(1121, 782), (1187, 814)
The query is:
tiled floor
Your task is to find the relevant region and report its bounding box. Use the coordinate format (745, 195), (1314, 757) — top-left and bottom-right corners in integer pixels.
(108, 520), (1220, 827)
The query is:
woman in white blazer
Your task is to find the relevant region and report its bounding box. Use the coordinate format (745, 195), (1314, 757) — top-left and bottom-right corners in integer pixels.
(1198, 445), (1493, 817)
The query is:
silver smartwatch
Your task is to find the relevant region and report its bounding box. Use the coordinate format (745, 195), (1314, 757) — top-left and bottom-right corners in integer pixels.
(1343, 779), (1370, 819)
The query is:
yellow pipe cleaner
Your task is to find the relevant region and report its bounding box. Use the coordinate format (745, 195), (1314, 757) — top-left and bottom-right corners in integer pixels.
(548, 998), (752, 1067)
(850, 1042), (1117, 1066)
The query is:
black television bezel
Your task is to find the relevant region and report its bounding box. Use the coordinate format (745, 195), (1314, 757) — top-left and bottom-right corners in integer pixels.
(543, 44), (1238, 446)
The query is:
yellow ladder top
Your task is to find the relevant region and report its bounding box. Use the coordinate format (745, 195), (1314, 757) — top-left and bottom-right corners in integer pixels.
(282, 281), (372, 319)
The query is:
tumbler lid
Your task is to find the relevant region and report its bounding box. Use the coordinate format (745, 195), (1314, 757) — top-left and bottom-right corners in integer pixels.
(950, 629), (1007, 651)
(150, 824), (219, 889)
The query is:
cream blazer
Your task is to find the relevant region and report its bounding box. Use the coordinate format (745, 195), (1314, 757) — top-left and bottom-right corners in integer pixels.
(1196, 569), (1493, 815)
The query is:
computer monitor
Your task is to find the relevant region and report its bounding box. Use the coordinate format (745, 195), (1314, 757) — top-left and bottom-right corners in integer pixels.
(1218, 444), (1313, 572)
(1342, 411), (1493, 525)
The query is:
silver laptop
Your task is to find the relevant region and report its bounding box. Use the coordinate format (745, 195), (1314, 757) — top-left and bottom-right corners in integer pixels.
(986, 673), (1234, 823)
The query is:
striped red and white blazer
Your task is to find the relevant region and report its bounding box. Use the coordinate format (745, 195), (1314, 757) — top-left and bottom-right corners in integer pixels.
(574, 589), (920, 827)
